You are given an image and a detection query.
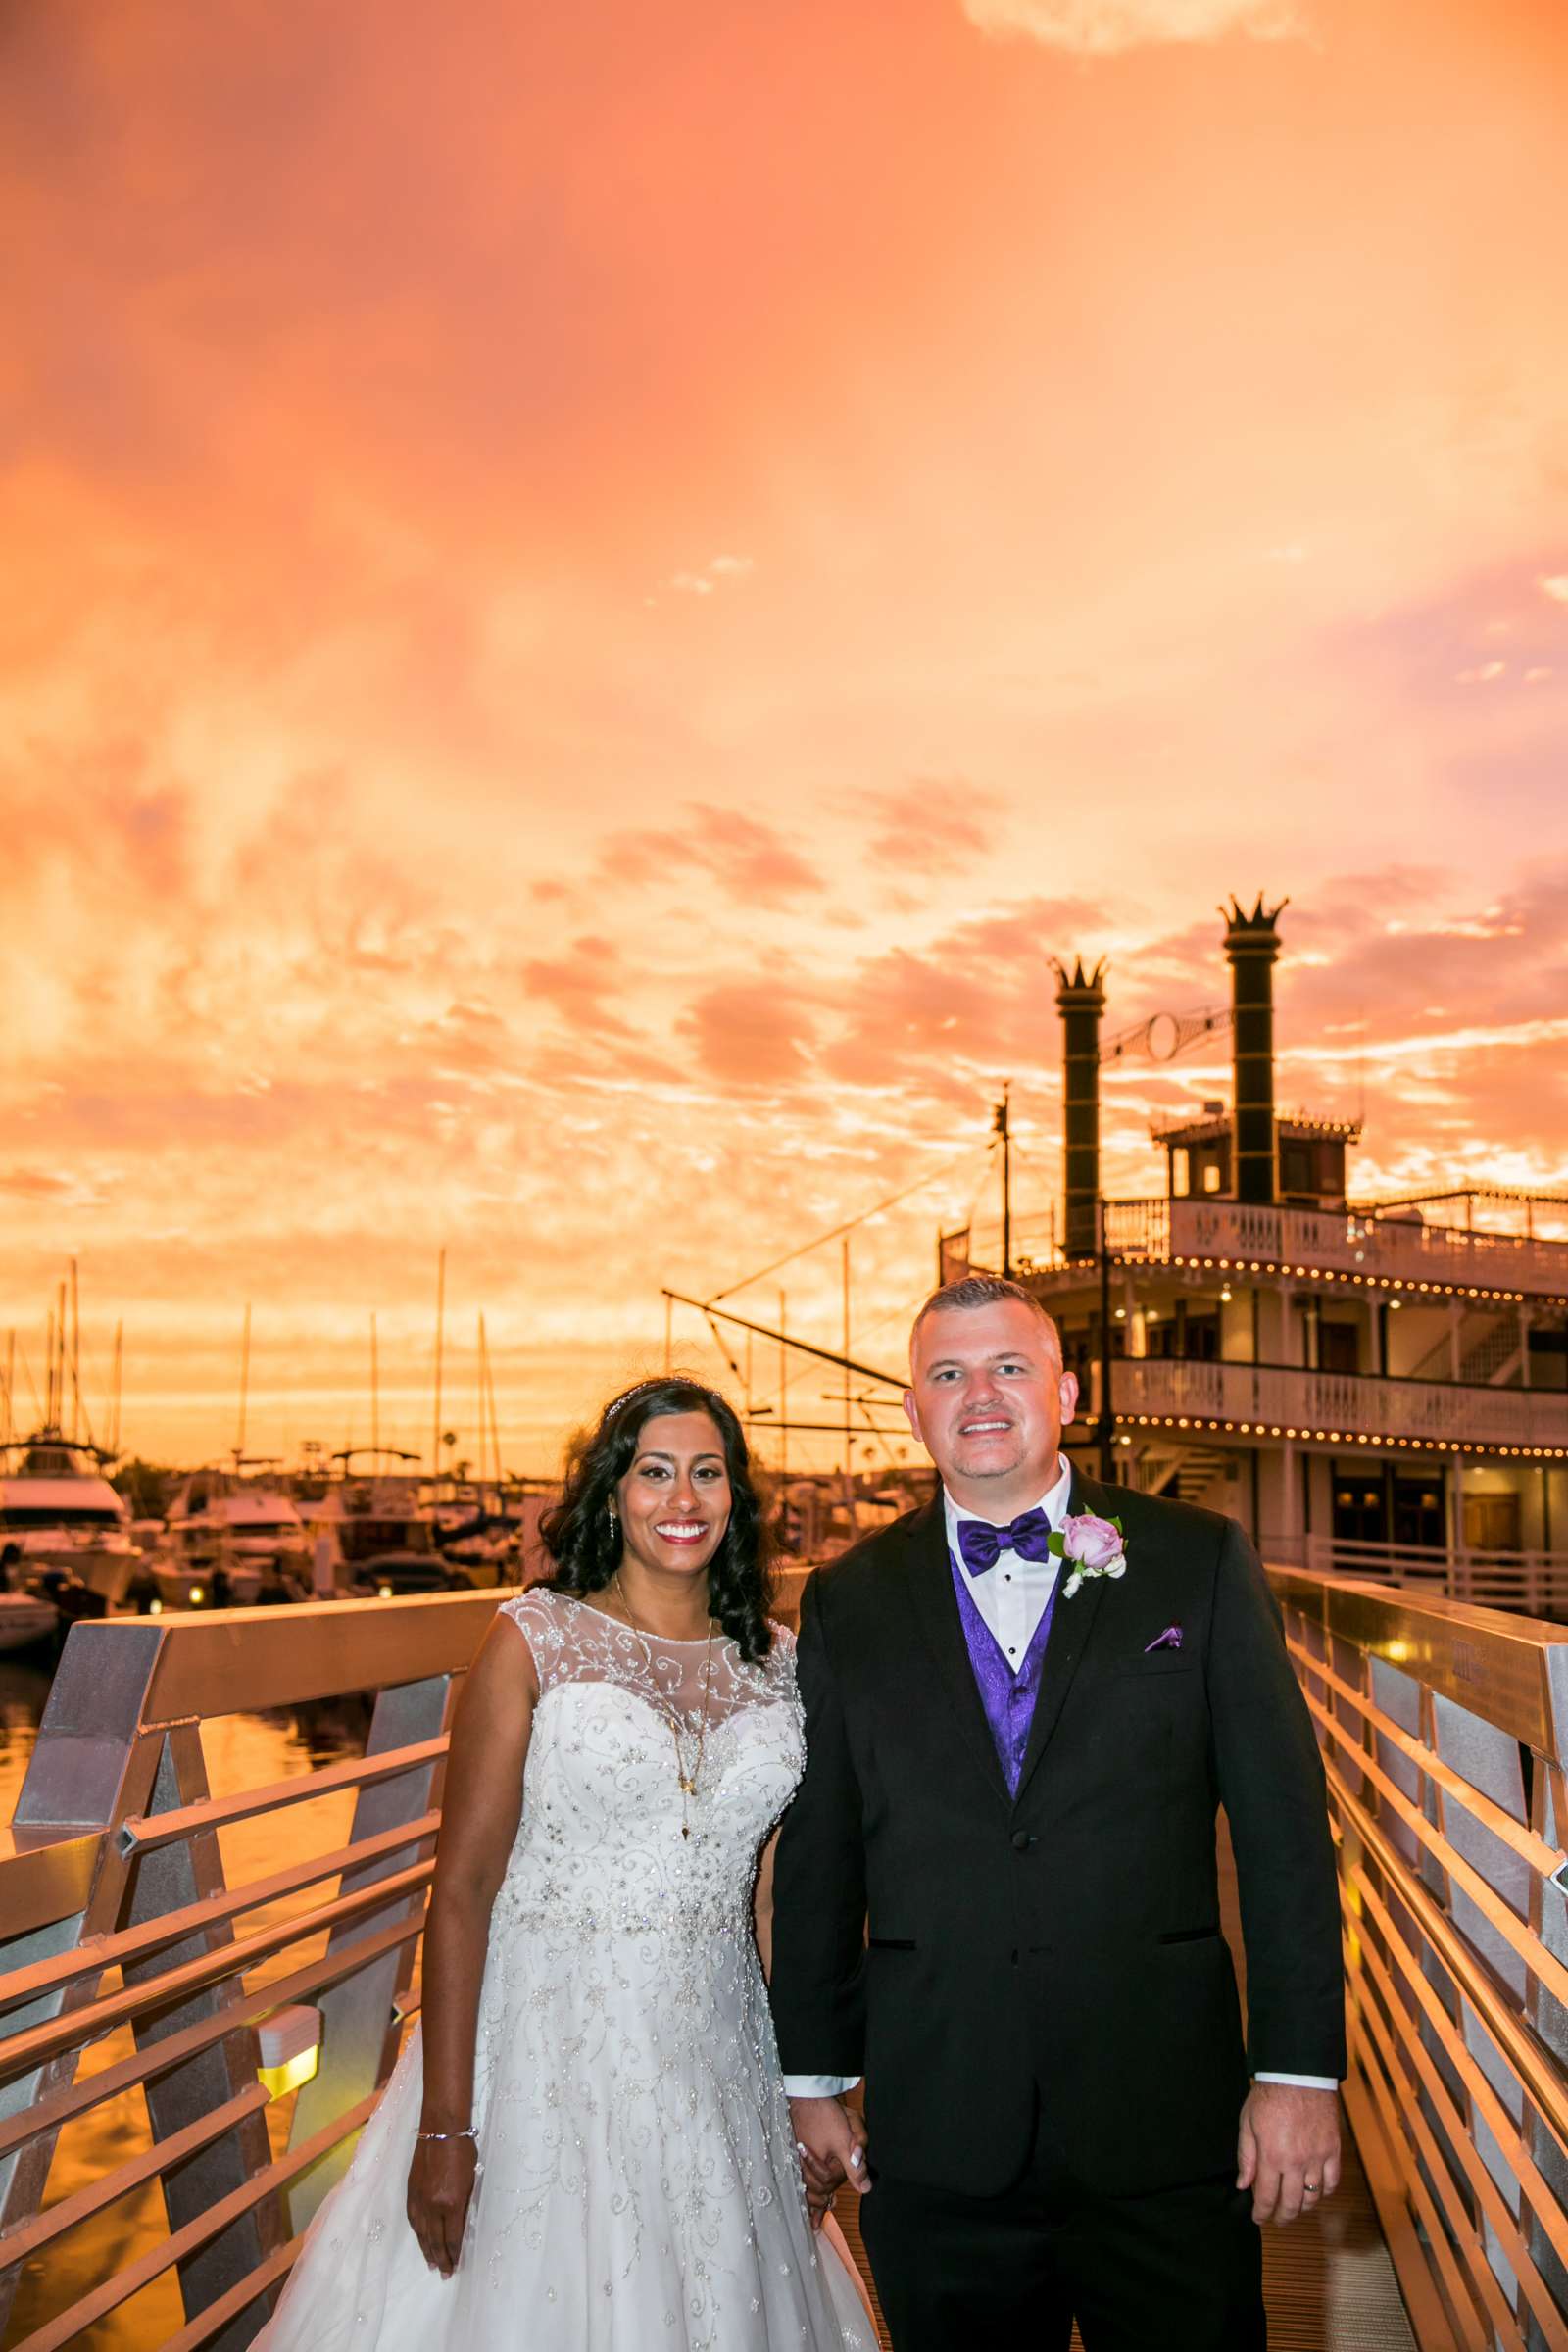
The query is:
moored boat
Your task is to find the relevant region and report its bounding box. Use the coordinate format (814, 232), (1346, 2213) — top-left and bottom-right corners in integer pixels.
(155, 1466), (311, 1606)
(0, 1592), (61, 1656)
(0, 1431), (141, 1607)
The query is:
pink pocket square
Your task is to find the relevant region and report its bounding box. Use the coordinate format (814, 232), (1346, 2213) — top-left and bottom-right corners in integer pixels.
(1144, 1624), (1183, 1653)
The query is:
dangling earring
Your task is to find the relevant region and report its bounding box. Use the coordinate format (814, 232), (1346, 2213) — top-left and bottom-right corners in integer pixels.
(607, 1503), (618, 1544)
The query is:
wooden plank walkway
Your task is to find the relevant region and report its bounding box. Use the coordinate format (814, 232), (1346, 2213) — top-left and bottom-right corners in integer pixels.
(828, 1817), (1416, 2349)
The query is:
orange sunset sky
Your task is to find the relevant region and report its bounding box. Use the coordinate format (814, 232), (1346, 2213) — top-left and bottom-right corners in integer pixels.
(3, 0), (1568, 1476)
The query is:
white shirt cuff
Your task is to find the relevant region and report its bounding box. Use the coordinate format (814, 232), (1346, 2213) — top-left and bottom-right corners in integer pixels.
(1254, 2072), (1339, 2090)
(782, 2075), (861, 2099)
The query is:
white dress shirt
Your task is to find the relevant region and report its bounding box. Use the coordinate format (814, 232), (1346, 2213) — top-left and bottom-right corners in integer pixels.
(782, 1455), (1335, 2099)
(944, 1458), (1073, 1668)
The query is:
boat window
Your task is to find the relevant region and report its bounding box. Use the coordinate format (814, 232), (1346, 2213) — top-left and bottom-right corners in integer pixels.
(0, 1505), (122, 1529)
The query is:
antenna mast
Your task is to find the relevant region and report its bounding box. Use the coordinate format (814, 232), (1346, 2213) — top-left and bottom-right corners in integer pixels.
(994, 1086), (1012, 1278)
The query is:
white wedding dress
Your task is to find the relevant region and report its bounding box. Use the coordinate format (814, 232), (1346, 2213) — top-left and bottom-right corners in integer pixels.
(256, 1587), (872, 2352)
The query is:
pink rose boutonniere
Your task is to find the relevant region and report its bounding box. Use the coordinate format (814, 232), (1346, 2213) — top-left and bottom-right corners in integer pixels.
(1049, 1510), (1129, 1601)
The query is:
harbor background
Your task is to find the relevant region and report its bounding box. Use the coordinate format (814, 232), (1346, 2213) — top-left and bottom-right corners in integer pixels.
(4, 0), (1568, 1487)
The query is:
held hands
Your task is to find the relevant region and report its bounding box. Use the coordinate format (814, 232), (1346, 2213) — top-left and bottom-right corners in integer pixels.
(788, 2094), (869, 2232)
(406, 2133), (479, 2278)
(1236, 2082), (1341, 2226)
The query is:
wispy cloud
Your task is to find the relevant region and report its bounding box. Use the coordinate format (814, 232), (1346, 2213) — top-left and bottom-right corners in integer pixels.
(661, 555), (756, 599)
(600, 805), (822, 907)
(860, 781), (1004, 881)
(960, 0), (1308, 57)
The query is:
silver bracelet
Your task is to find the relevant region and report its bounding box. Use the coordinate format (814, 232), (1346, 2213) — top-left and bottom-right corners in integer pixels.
(417, 2126), (477, 2142)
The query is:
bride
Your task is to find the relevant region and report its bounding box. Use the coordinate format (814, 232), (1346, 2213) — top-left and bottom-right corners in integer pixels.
(256, 1376), (872, 2351)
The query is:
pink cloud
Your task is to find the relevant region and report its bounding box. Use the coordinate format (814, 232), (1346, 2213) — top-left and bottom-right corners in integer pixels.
(522, 938), (639, 1041)
(678, 980), (818, 1087)
(601, 806), (821, 907)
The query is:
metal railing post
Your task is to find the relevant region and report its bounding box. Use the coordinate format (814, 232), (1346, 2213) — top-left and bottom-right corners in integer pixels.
(120, 1723), (281, 2350)
(0, 1620), (167, 2333)
(284, 1673), (455, 2232)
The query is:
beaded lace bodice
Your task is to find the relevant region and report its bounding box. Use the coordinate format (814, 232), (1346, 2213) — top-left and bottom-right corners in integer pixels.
(491, 1586), (805, 1936)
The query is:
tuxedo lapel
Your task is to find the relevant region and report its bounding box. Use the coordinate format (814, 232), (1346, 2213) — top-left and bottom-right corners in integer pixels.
(901, 1500), (1010, 1805)
(1011, 1463), (1113, 1807)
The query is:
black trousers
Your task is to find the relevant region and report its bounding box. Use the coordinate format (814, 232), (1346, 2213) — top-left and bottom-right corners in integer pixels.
(857, 2105), (1265, 2352)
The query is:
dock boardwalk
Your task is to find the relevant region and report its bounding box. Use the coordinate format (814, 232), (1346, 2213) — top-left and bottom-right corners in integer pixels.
(2, 1570), (1567, 2347)
(826, 1822), (1415, 2352)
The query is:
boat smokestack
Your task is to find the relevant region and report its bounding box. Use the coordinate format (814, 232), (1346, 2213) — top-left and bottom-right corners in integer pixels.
(1054, 956), (1106, 1259)
(1222, 894), (1288, 1205)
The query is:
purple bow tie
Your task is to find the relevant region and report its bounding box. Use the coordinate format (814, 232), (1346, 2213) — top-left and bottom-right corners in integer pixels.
(956, 1508), (1055, 1575)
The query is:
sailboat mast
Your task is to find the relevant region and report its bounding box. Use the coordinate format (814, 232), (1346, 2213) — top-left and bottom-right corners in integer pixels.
(842, 1238), (852, 1483)
(432, 1248), (447, 1492)
(486, 1336), (503, 1489)
(370, 1312), (380, 1460)
(479, 1313), (502, 1489)
(111, 1320), (122, 1456)
(236, 1302), (252, 1461)
(2, 1328), (13, 1446)
(778, 1292), (788, 1485)
(69, 1259), (81, 1443)
(475, 1315), (486, 1494)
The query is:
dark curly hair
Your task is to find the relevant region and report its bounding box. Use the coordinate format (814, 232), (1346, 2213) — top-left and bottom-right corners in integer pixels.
(537, 1377), (775, 1663)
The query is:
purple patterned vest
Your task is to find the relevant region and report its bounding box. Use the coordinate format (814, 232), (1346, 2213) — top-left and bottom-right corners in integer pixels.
(949, 1548), (1059, 1798)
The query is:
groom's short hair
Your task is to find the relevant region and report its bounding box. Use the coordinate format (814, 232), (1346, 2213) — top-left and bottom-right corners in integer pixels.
(910, 1275), (1062, 1365)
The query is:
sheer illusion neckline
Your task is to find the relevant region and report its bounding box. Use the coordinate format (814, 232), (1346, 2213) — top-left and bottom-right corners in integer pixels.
(569, 1592), (723, 1646)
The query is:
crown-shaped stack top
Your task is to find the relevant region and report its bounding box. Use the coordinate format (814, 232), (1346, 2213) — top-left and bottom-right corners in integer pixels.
(1220, 891), (1289, 940)
(1052, 954), (1107, 996)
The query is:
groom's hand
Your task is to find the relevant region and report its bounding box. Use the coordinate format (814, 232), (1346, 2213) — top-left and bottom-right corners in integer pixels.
(1236, 2082), (1341, 2225)
(789, 2094), (869, 2231)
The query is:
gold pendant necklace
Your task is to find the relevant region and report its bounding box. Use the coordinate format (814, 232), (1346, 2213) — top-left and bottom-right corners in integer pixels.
(612, 1575), (716, 1839)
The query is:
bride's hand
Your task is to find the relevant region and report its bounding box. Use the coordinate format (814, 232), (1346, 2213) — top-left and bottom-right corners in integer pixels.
(406, 2136), (478, 2278)
(788, 2094), (869, 2233)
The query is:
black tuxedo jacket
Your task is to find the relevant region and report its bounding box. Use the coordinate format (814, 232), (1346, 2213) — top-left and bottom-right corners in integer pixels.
(769, 1470), (1345, 2199)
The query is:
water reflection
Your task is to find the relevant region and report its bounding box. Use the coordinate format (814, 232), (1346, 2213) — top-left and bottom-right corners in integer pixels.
(0, 1661), (376, 2352)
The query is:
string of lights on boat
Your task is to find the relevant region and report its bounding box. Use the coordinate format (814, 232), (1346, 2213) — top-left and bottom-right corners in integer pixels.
(1106, 1411), (1567, 1461)
(1110, 1251), (1564, 1308)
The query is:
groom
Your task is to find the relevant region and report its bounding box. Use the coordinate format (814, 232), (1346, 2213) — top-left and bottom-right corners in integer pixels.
(771, 1275), (1345, 2350)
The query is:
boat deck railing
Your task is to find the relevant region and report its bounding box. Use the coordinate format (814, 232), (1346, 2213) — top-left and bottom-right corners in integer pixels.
(3, 1568), (1568, 2348)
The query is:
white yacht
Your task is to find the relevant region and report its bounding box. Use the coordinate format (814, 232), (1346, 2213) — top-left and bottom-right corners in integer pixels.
(0, 1431), (141, 1607)
(300, 1454), (441, 1592)
(156, 1466), (310, 1606)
